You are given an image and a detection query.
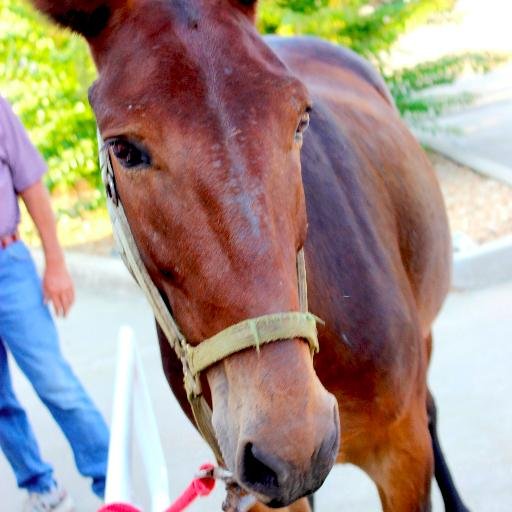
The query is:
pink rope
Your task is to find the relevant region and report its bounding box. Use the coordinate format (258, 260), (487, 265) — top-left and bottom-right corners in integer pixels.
(98, 504), (142, 512)
(97, 463), (217, 512)
(165, 463), (216, 512)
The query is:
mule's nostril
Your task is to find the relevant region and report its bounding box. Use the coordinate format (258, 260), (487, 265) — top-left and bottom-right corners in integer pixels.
(241, 442), (280, 490)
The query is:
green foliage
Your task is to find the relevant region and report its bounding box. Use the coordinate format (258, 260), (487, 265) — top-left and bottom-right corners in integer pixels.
(386, 52), (510, 118)
(259, 0), (456, 59)
(260, 1), (509, 123)
(0, 0), (100, 203)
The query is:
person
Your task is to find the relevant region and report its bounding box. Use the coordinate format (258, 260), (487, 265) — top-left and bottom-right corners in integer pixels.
(0, 95), (109, 512)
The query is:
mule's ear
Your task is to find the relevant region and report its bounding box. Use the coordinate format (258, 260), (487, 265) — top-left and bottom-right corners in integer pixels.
(232, 0), (258, 20)
(30, 0), (123, 38)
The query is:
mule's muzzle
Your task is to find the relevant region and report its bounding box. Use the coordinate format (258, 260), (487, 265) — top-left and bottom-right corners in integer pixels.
(236, 401), (340, 507)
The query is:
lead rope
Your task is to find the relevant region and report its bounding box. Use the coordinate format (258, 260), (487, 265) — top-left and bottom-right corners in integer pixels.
(100, 140), (316, 510)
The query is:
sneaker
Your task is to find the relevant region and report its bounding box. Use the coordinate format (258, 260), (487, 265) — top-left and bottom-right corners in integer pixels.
(23, 484), (75, 512)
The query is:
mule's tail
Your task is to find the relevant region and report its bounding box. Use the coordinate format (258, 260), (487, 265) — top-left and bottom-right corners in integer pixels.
(427, 391), (471, 512)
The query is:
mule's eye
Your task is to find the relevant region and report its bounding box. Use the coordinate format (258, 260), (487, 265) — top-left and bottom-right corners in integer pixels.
(295, 109), (310, 144)
(109, 139), (151, 169)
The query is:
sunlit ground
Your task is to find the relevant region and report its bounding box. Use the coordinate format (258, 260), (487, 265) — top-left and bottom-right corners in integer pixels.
(389, 0), (512, 69)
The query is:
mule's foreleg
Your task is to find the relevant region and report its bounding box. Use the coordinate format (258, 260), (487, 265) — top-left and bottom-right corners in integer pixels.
(427, 391), (471, 512)
(360, 401), (434, 512)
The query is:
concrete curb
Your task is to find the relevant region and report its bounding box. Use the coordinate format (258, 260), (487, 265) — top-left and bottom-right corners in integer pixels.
(452, 235), (512, 290)
(31, 248), (140, 295)
(414, 129), (512, 187)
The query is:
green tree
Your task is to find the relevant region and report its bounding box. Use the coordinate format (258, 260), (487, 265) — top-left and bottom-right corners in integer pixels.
(258, 0), (456, 59)
(0, 0), (100, 202)
(258, 0), (508, 119)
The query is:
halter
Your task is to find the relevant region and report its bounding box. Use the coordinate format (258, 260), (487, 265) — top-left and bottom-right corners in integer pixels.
(100, 141), (320, 463)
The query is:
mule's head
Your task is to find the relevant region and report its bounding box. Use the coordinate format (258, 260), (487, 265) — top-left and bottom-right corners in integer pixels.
(34, 0), (339, 505)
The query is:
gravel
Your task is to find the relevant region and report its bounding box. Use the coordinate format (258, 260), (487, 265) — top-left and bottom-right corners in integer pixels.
(430, 151), (512, 244)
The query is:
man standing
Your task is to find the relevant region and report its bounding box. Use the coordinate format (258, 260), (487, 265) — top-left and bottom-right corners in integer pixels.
(0, 95), (109, 511)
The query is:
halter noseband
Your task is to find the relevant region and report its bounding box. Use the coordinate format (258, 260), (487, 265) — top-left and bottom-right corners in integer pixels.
(100, 140), (320, 463)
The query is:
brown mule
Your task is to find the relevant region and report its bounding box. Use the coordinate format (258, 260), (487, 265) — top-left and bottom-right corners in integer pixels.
(32, 1), (470, 511)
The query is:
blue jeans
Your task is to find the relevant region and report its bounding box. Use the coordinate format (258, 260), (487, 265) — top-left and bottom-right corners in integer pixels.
(0, 241), (109, 497)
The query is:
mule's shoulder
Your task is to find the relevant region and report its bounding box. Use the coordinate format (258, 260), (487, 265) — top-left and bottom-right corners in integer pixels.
(265, 35), (395, 107)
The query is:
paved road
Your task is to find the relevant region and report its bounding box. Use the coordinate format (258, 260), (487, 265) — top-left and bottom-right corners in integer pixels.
(1, 277), (511, 511)
(389, 0), (512, 186)
(415, 63), (512, 186)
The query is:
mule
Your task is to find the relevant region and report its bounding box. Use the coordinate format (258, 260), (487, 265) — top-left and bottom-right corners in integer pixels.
(32, 1), (470, 511)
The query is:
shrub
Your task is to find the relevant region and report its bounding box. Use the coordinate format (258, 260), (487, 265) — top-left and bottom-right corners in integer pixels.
(258, 0), (457, 59)
(0, 0), (100, 205)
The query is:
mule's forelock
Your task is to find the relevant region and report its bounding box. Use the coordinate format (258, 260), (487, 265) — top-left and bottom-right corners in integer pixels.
(31, 0), (123, 38)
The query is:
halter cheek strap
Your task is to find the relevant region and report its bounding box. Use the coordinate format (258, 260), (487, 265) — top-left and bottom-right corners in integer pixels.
(100, 139), (320, 464)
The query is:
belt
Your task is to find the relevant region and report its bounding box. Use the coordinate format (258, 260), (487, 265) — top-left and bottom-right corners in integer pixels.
(0, 232), (19, 249)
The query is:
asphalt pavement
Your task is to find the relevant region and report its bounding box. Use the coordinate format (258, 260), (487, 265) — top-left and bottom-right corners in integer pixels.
(415, 63), (512, 187)
(1, 273), (511, 512)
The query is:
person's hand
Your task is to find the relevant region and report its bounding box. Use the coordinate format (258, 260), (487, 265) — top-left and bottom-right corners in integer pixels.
(43, 261), (75, 317)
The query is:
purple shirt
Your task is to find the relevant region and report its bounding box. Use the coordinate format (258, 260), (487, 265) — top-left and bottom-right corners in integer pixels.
(0, 96), (46, 237)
